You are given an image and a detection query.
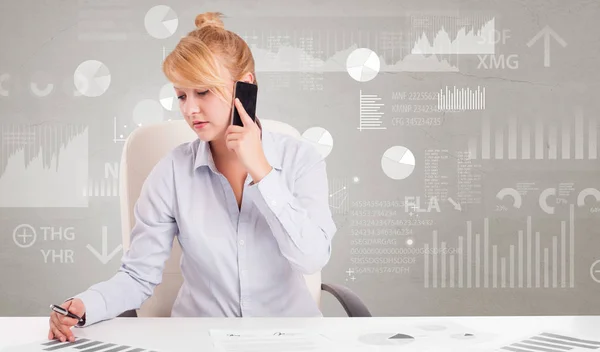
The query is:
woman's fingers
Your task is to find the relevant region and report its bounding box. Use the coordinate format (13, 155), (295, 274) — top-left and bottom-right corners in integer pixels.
(51, 324), (66, 342)
(50, 313), (75, 342)
(226, 125), (245, 134)
(234, 98), (255, 127)
(53, 310), (77, 328)
(48, 317), (57, 341)
(226, 140), (240, 151)
(59, 315), (79, 326)
(48, 299), (85, 342)
(226, 133), (242, 143)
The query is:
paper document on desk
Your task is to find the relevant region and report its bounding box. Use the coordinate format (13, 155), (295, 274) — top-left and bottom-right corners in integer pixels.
(209, 329), (346, 352)
(0, 337), (161, 352)
(497, 331), (600, 352)
(322, 320), (498, 352)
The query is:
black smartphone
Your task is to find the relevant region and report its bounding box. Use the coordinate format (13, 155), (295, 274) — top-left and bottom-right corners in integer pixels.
(231, 81), (258, 126)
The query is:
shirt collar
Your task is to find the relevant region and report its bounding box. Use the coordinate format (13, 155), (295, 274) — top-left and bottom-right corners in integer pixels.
(193, 118), (283, 171)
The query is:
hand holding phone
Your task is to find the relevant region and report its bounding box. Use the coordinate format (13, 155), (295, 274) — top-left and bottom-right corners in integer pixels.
(231, 81), (257, 127)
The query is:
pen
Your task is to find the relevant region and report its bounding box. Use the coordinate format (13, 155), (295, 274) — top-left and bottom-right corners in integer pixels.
(50, 304), (84, 325)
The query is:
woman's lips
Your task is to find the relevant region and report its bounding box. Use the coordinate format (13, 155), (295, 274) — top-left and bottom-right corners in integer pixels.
(193, 121), (208, 129)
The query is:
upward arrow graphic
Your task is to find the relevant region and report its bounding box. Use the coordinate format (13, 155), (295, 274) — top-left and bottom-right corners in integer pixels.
(526, 25), (567, 67)
(87, 226), (123, 264)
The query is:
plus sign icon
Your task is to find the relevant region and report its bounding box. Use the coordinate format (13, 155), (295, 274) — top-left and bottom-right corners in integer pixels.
(13, 224), (37, 248)
(345, 268), (356, 282)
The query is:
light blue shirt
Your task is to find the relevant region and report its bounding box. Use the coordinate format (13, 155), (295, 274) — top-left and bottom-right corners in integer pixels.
(72, 127), (337, 326)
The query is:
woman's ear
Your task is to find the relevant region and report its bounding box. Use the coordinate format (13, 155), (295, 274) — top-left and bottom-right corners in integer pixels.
(242, 72), (254, 84)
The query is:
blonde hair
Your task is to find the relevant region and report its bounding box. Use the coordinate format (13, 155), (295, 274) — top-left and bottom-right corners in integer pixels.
(162, 12), (257, 104)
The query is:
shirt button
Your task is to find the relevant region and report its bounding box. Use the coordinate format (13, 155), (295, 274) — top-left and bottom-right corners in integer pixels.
(270, 200), (277, 206)
(239, 240), (245, 246)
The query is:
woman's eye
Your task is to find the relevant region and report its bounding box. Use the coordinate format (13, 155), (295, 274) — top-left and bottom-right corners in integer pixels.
(177, 91), (207, 100)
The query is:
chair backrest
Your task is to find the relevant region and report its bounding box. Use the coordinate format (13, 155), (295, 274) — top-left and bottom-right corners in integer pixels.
(119, 119), (322, 317)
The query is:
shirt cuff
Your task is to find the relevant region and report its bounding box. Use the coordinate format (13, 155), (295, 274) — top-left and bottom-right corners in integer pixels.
(250, 167), (294, 217)
(69, 289), (107, 327)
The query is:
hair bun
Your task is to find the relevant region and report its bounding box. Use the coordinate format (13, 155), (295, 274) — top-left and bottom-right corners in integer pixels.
(195, 12), (225, 30)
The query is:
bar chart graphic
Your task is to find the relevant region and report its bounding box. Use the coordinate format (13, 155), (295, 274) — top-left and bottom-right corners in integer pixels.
(468, 110), (598, 160)
(0, 124), (89, 207)
(358, 90), (386, 131)
(84, 177), (119, 197)
(438, 86), (486, 111)
(84, 162), (119, 197)
(424, 204), (575, 289)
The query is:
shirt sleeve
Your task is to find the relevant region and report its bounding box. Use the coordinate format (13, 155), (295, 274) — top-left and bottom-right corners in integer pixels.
(69, 155), (179, 327)
(248, 144), (337, 275)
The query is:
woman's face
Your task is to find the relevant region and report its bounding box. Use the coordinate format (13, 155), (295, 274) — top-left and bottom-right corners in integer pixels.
(174, 70), (254, 142)
(174, 81), (234, 142)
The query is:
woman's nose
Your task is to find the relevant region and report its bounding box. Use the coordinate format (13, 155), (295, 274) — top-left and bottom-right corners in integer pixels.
(182, 100), (200, 116)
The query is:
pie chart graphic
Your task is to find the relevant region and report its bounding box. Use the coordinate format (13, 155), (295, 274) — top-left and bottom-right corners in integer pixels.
(302, 127), (333, 158)
(73, 60), (111, 97)
(381, 146), (416, 180)
(159, 83), (179, 111)
(358, 333), (416, 346)
(145, 5), (179, 39)
(346, 48), (381, 82)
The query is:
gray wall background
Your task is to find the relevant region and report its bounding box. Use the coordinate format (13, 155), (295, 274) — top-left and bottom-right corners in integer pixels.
(1, 0), (599, 318)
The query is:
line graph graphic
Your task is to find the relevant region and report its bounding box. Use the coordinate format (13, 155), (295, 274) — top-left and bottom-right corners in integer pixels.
(113, 116), (129, 143)
(410, 15), (495, 55)
(0, 124), (89, 207)
(229, 16), (461, 73)
(329, 178), (351, 214)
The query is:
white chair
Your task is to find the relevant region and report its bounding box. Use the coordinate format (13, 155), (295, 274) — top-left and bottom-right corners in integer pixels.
(118, 119), (371, 318)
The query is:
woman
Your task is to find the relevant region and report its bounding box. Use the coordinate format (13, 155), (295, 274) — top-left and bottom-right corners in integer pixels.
(48, 11), (336, 342)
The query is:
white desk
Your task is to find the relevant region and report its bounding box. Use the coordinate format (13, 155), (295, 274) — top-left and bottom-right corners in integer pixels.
(1, 316), (599, 352)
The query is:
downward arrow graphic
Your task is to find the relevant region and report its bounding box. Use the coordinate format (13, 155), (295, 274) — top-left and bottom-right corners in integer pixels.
(447, 197), (462, 211)
(87, 226), (123, 264)
(526, 25), (567, 67)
